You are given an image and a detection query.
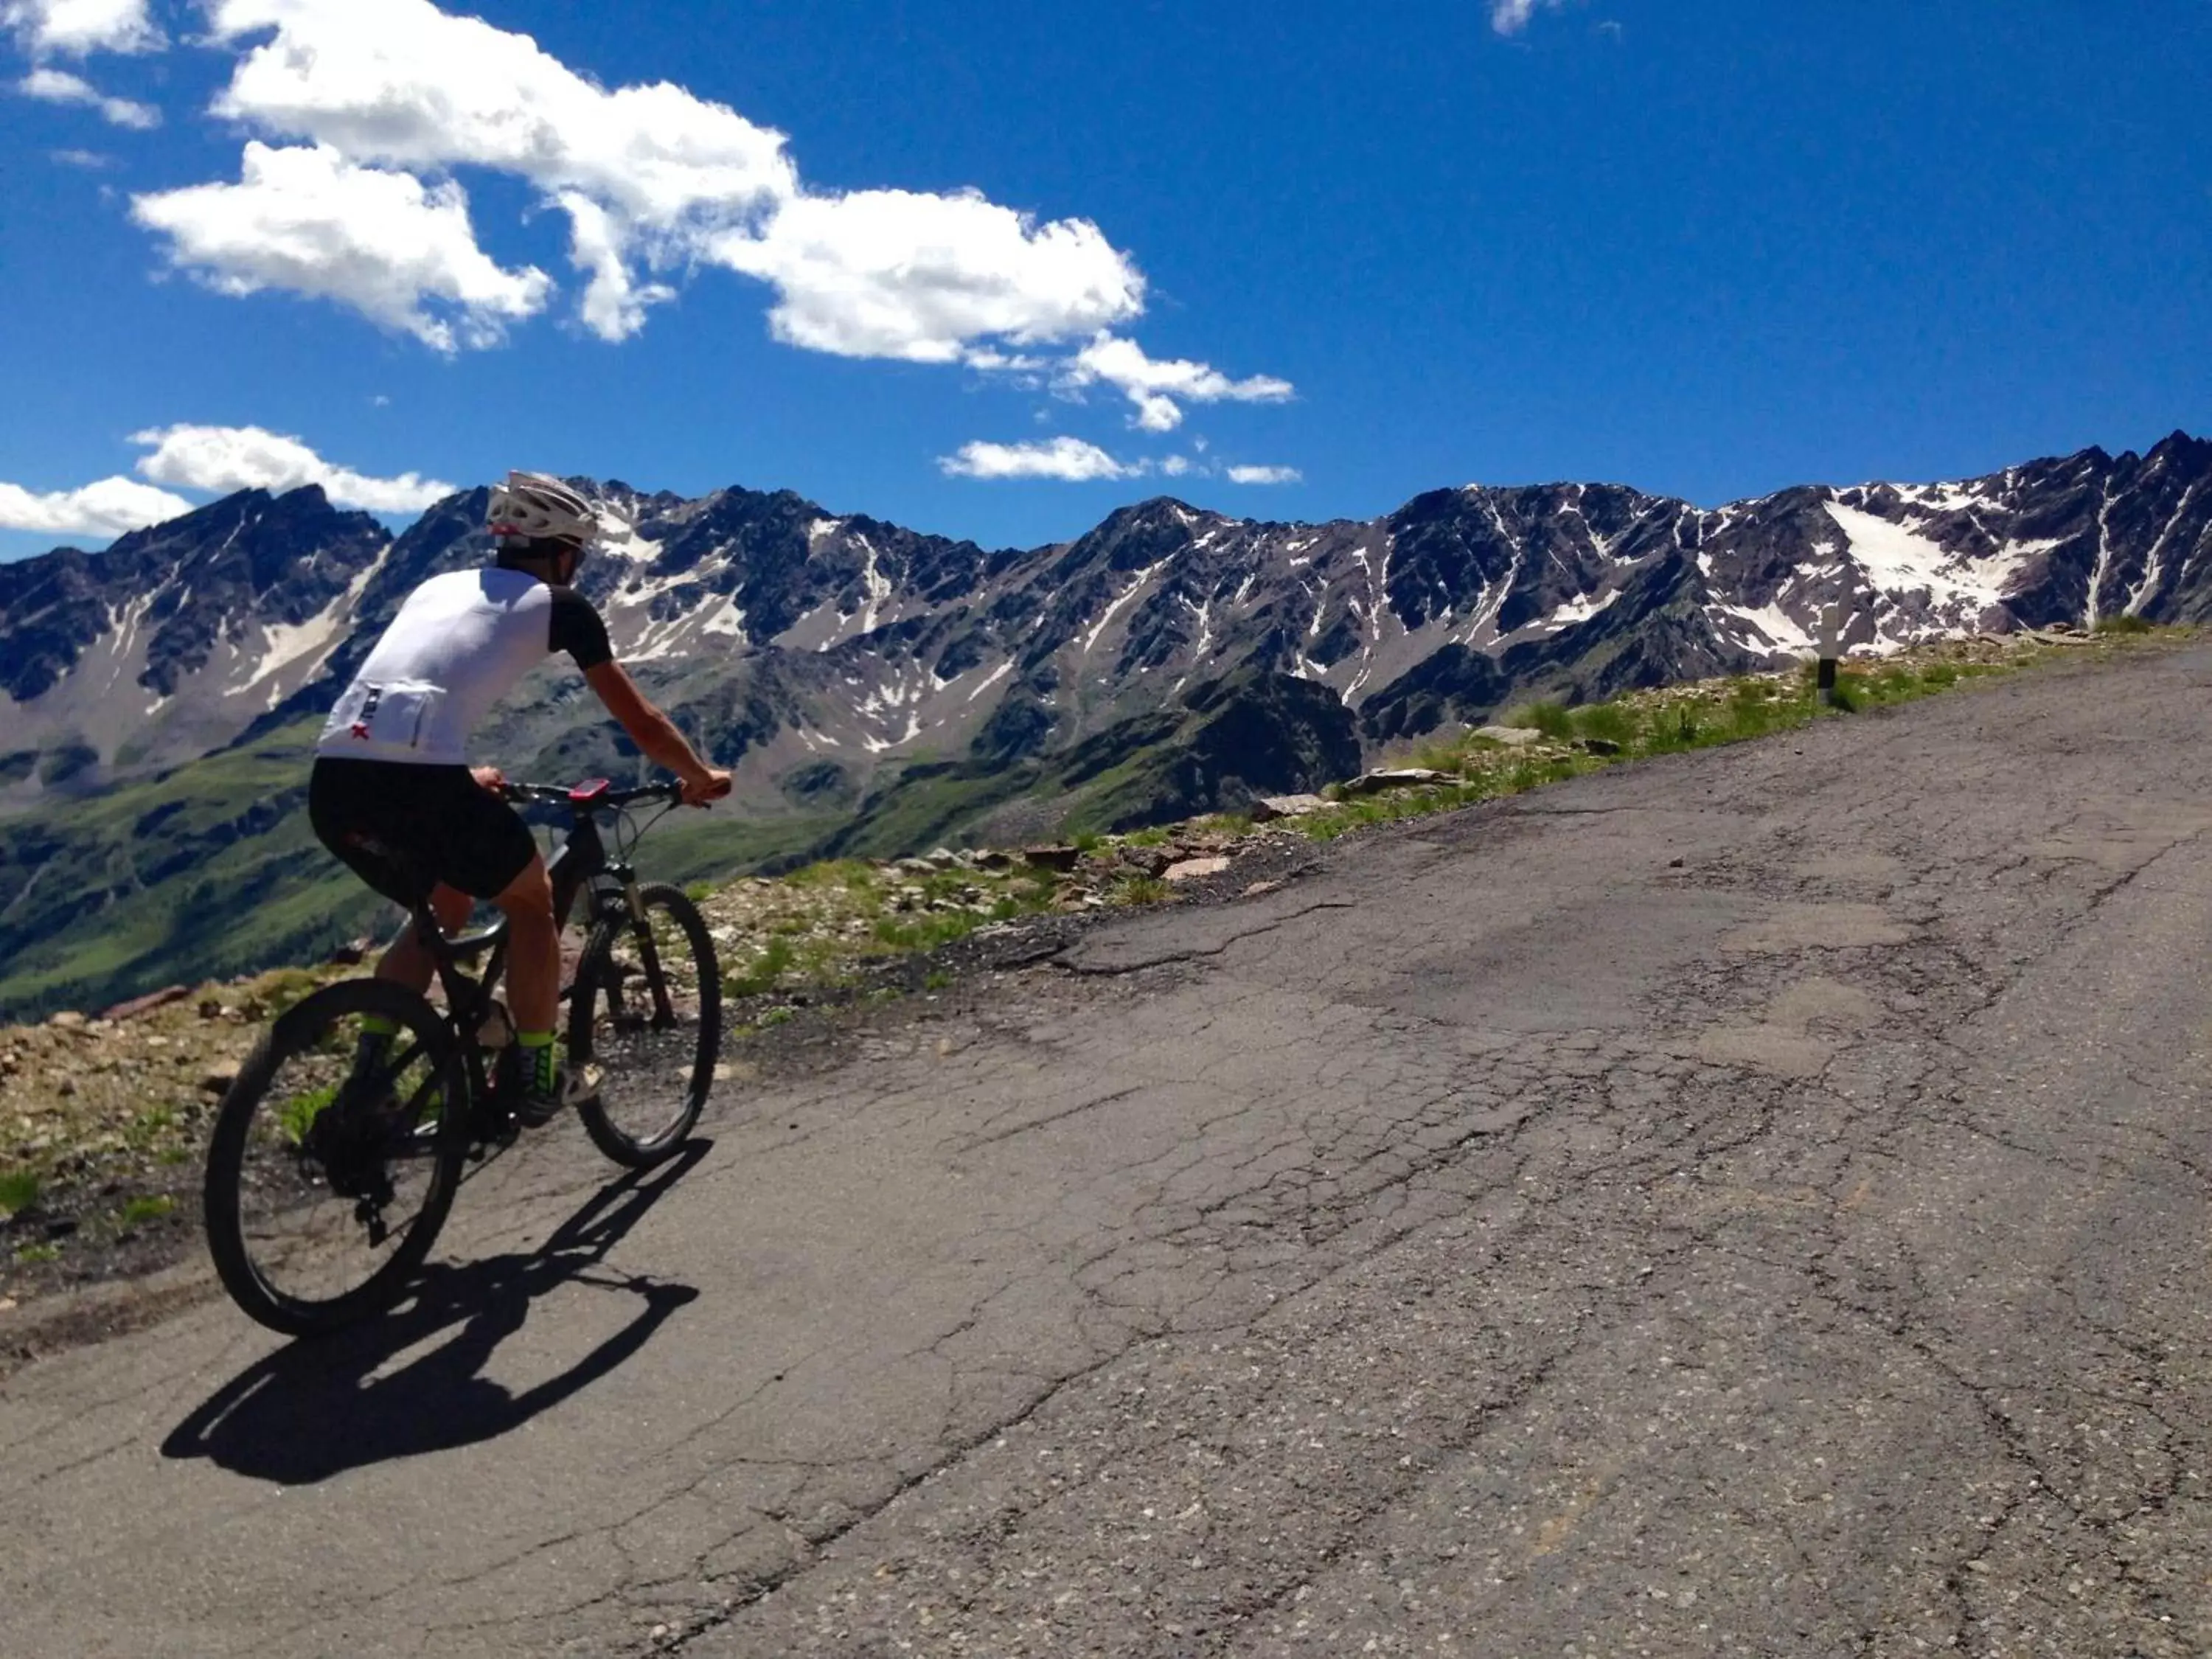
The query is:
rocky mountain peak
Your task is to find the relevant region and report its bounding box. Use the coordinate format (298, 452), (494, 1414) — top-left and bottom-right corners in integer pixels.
(2, 434), (2208, 818)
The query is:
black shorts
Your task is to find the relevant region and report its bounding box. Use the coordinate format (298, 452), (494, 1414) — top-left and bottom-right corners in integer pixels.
(309, 758), (539, 905)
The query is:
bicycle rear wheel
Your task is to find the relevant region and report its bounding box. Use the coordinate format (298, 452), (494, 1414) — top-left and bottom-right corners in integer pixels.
(570, 883), (721, 1166)
(204, 979), (470, 1337)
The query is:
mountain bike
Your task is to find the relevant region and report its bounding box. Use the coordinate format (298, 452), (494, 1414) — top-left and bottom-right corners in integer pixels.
(203, 779), (723, 1337)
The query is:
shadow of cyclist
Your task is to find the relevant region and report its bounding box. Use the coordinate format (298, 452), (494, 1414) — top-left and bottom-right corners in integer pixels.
(161, 1141), (709, 1484)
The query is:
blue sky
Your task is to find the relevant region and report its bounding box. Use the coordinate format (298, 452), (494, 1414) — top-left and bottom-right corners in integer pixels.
(1, 0), (2207, 562)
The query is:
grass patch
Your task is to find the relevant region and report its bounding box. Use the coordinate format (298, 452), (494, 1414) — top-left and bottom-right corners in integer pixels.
(1573, 703), (1637, 747)
(2095, 613), (2153, 635)
(276, 1083), (337, 1148)
(785, 858), (877, 892)
(1408, 737), (1470, 773)
(0, 1168), (41, 1218)
(13, 1242), (60, 1266)
(726, 936), (796, 998)
(1299, 782), (1492, 843)
(247, 966), (325, 1018)
(1502, 700), (1576, 741)
(871, 911), (992, 952)
(123, 1107), (176, 1150)
(119, 1194), (175, 1229)
(1110, 874), (1175, 905)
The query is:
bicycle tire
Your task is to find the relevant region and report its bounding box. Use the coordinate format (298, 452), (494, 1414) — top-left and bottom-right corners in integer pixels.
(571, 883), (722, 1167)
(204, 978), (470, 1337)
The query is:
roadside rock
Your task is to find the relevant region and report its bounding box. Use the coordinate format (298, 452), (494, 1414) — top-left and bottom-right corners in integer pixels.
(1165, 856), (1233, 883)
(1475, 725), (1544, 747)
(1253, 794), (1329, 820)
(97, 987), (189, 1023)
(1343, 768), (1450, 796)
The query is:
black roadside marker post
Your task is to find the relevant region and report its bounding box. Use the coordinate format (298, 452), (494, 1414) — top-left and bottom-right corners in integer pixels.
(1817, 603), (1842, 706)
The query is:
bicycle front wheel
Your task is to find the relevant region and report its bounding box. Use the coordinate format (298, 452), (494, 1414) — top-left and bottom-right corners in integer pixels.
(570, 883), (722, 1166)
(203, 978), (470, 1337)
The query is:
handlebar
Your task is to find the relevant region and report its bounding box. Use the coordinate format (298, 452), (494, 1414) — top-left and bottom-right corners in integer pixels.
(500, 779), (686, 812)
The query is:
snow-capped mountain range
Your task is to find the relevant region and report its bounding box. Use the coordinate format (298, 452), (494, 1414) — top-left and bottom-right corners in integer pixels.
(3, 430), (2208, 812)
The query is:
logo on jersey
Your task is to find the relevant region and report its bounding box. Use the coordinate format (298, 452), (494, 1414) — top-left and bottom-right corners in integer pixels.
(349, 684), (383, 740)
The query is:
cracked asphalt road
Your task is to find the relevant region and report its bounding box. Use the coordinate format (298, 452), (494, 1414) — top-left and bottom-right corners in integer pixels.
(6, 644), (2212, 1658)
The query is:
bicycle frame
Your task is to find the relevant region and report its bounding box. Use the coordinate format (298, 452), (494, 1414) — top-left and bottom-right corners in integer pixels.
(408, 783), (681, 1129)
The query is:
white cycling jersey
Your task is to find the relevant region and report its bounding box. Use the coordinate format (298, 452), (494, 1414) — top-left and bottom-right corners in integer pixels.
(315, 568), (612, 768)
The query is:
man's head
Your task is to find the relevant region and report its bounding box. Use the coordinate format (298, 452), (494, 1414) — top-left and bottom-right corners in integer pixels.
(487, 471), (598, 586)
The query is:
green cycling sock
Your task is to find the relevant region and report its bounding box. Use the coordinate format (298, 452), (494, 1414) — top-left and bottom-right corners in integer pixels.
(517, 1030), (558, 1092)
(352, 1014), (397, 1073)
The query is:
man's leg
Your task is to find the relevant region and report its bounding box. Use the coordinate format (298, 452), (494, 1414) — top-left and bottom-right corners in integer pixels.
(491, 855), (566, 1113)
(374, 884), (475, 995)
(492, 855), (558, 1032)
(345, 885), (474, 1096)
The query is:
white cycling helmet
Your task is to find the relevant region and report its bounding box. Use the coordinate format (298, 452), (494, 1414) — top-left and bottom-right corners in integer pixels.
(486, 470), (599, 549)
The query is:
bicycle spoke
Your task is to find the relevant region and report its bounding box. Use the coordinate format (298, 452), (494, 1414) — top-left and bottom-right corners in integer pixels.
(223, 1001), (455, 1315)
(572, 885), (718, 1164)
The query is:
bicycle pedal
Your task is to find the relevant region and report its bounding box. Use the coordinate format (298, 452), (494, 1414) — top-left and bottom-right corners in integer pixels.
(470, 1112), (520, 1156)
(355, 1199), (389, 1248)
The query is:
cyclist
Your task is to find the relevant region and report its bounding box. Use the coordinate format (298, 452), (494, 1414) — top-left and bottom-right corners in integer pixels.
(307, 470), (731, 1123)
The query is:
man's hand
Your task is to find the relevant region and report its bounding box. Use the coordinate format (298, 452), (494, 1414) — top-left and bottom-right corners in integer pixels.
(471, 765), (507, 795)
(681, 768), (732, 807)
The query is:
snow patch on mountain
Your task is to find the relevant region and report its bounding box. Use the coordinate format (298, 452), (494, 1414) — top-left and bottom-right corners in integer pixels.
(1537, 588), (1621, 632)
(1714, 599), (1815, 654)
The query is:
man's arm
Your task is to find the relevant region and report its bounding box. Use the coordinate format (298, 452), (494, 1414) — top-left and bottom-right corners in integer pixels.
(583, 661), (731, 804)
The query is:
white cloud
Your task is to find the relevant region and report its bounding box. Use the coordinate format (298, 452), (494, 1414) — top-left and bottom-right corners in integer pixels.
(204, 0), (793, 341)
(130, 423), (456, 512)
(51, 145), (111, 167)
(133, 142), (553, 352)
(187, 1), (1152, 366)
(2, 0), (161, 56)
(712, 189), (1144, 363)
(18, 66), (159, 127)
(209, 0), (796, 227)
(964, 347), (1051, 375)
(935, 444), (1299, 487)
(560, 191), (675, 343)
(1490, 0), (1571, 35)
(939, 437), (1140, 483)
(128, 0), (1293, 453)
(1066, 333), (1293, 431)
(0, 475), (192, 538)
